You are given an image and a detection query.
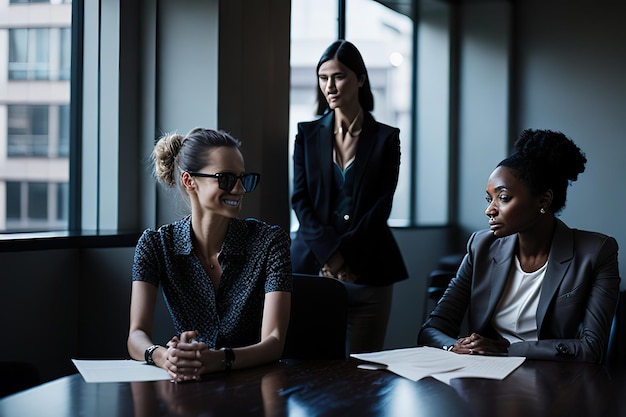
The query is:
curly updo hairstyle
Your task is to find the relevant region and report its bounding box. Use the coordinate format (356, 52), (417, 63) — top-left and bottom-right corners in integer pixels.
(151, 127), (241, 189)
(497, 129), (587, 214)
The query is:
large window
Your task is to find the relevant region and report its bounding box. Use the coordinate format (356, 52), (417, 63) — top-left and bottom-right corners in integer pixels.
(345, 0), (413, 226)
(1, 1), (72, 232)
(8, 105), (49, 157)
(9, 0), (71, 4)
(9, 29), (50, 80)
(289, 0), (414, 229)
(9, 27), (70, 81)
(7, 104), (69, 158)
(5, 181), (68, 230)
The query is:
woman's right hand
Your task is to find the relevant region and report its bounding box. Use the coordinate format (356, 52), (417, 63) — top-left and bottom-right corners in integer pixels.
(164, 330), (207, 381)
(322, 252), (345, 278)
(451, 333), (510, 356)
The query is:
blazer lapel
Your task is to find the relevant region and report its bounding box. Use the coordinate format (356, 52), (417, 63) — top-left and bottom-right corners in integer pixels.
(351, 113), (377, 191)
(317, 112), (334, 196)
(536, 219), (574, 330)
(484, 236), (517, 321)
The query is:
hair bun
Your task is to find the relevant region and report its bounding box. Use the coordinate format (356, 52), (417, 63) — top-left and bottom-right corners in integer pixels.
(152, 133), (185, 187)
(514, 129), (587, 182)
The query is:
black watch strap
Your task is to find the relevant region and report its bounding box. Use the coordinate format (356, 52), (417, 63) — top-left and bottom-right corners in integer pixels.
(222, 347), (235, 371)
(145, 345), (160, 366)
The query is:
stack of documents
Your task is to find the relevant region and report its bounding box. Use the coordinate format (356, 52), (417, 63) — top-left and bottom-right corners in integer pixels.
(351, 346), (525, 384)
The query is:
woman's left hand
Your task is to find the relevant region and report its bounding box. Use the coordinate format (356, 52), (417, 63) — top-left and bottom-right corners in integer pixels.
(451, 333), (510, 356)
(336, 266), (358, 283)
(321, 262), (358, 283)
(166, 331), (207, 381)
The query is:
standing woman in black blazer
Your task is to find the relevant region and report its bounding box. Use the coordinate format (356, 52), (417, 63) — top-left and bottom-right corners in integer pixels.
(291, 40), (408, 353)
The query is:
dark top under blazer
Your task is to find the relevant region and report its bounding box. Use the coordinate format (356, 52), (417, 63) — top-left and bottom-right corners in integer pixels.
(290, 111), (408, 286)
(418, 218), (621, 364)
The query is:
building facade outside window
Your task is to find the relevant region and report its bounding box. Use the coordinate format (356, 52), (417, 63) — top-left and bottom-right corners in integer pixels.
(0, 1), (71, 232)
(8, 105), (49, 157)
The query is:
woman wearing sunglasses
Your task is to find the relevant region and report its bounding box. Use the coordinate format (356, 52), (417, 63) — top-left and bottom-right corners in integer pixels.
(290, 40), (408, 353)
(128, 127), (292, 381)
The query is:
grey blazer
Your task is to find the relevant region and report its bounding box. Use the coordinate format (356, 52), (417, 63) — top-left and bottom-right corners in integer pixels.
(418, 218), (621, 364)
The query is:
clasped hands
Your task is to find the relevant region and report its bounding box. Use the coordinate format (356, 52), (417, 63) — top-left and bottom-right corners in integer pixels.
(321, 251), (358, 283)
(163, 330), (221, 382)
(448, 333), (510, 356)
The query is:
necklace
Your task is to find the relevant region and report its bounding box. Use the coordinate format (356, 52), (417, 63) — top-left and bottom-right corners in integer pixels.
(334, 109), (363, 137)
(196, 250), (219, 271)
(334, 109), (362, 170)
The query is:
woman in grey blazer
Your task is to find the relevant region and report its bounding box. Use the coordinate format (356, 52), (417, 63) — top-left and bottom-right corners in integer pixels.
(419, 129), (620, 364)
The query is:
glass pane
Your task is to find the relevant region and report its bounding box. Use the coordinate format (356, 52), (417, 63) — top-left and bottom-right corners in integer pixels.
(8, 105), (49, 157)
(8, 29), (28, 80)
(58, 105), (70, 157)
(28, 182), (48, 219)
(346, 0), (413, 226)
(1, 2), (72, 231)
(32, 29), (50, 80)
(8, 28), (50, 80)
(59, 28), (71, 80)
(289, 0), (339, 232)
(56, 182), (69, 221)
(6, 182), (21, 220)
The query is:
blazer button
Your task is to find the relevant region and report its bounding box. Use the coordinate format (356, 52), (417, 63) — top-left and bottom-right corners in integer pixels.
(343, 214), (350, 221)
(556, 343), (570, 355)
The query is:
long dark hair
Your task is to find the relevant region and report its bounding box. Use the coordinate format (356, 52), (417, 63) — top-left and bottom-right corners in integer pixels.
(315, 40), (374, 116)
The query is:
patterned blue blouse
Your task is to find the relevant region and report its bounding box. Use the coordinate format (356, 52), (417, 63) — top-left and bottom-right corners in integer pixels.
(132, 216), (292, 349)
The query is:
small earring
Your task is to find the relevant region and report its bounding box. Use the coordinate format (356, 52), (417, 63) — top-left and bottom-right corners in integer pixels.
(540, 207), (546, 214)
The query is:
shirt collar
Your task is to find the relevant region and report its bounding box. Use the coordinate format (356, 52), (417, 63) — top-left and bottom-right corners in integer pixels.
(171, 215), (246, 257)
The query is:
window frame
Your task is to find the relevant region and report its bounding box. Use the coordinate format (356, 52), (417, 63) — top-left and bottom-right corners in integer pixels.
(295, 0), (441, 228)
(0, 0), (142, 249)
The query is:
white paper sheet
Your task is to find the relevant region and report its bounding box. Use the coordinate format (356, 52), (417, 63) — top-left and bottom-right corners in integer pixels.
(351, 346), (525, 384)
(72, 359), (172, 383)
(430, 354), (526, 384)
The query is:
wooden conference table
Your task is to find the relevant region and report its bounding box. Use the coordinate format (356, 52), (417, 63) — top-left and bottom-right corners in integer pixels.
(1, 358), (625, 417)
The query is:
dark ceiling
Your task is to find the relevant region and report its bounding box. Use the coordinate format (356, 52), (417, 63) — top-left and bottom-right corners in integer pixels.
(375, 0), (508, 18)
(375, 0), (414, 17)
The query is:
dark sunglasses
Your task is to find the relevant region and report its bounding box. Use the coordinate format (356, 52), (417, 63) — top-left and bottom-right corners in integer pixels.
(187, 172), (261, 193)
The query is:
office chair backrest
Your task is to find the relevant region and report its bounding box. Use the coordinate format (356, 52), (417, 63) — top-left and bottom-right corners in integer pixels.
(0, 361), (40, 398)
(422, 269), (456, 323)
(282, 274), (348, 360)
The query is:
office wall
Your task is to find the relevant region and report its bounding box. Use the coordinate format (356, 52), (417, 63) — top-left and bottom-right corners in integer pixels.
(515, 0), (626, 288)
(386, 227), (457, 348)
(0, 246), (173, 384)
(150, 0), (291, 233)
(0, 249), (81, 383)
(456, 2), (512, 237)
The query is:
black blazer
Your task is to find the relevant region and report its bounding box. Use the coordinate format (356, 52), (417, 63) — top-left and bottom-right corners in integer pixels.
(290, 111), (408, 286)
(418, 219), (621, 364)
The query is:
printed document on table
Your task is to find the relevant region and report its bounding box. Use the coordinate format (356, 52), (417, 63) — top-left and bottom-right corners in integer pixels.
(430, 354), (526, 384)
(72, 359), (171, 383)
(351, 346), (525, 383)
